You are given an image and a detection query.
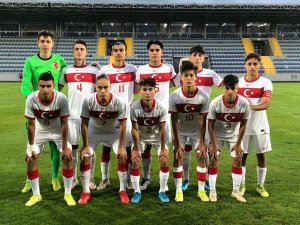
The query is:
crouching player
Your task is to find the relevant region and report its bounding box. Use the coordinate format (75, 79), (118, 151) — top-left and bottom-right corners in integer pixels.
(24, 72), (75, 206)
(169, 61), (209, 202)
(78, 74), (129, 204)
(130, 77), (170, 203)
(207, 74), (250, 203)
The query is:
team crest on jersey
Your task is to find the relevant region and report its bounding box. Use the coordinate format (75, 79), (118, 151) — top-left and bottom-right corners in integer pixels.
(52, 62), (59, 69)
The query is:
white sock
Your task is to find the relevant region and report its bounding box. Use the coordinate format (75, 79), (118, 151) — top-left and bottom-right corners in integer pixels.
(183, 151), (191, 181)
(130, 168), (141, 193)
(257, 166), (267, 185)
(118, 171), (127, 192)
(90, 154), (96, 182)
(80, 164), (91, 193)
(241, 166), (246, 184)
(63, 176), (73, 194)
(208, 167), (218, 190)
(142, 157), (151, 180)
(159, 167), (169, 193)
(232, 166), (242, 192)
(72, 149), (78, 182)
(30, 178), (40, 195)
(197, 167), (207, 191)
(101, 162), (109, 181)
(173, 166), (183, 192)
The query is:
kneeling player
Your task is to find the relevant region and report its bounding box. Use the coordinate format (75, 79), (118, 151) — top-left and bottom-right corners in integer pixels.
(130, 77), (170, 203)
(24, 72), (75, 206)
(169, 61), (209, 202)
(207, 74), (250, 203)
(78, 74), (129, 204)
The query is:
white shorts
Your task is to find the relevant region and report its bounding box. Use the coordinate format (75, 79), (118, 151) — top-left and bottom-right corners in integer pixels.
(242, 134), (272, 154)
(179, 133), (200, 150)
(124, 118), (133, 148)
(88, 131), (120, 155)
(134, 140), (168, 156)
(215, 139), (239, 158)
(68, 118), (81, 146)
(26, 130), (71, 157)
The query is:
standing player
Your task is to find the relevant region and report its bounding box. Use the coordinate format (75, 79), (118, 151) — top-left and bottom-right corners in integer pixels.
(97, 41), (137, 191)
(136, 40), (176, 190)
(174, 45), (223, 191)
(208, 74), (250, 203)
(78, 75), (129, 204)
(24, 72), (75, 206)
(169, 62), (209, 202)
(237, 53), (273, 198)
(59, 40), (100, 190)
(130, 77), (170, 203)
(21, 30), (67, 193)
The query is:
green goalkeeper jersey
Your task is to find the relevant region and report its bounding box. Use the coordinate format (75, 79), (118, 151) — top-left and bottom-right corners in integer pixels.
(21, 53), (67, 97)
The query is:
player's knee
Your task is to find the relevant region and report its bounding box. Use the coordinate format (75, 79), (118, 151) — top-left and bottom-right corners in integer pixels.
(131, 156), (141, 168)
(26, 156), (37, 166)
(62, 154), (72, 165)
(159, 156), (168, 168)
(233, 157), (242, 168)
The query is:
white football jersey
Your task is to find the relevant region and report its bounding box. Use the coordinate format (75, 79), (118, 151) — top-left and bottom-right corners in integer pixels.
(208, 94), (250, 140)
(169, 87), (209, 134)
(238, 75), (272, 135)
(130, 99), (168, 142)
(174, 68), (223, 97)
(136, 63), (176, 108)
(101, 63), (137, 104)
(59, 64), (100, 119)
(25, 90), (70, 133)
(81, 92), (127, 133)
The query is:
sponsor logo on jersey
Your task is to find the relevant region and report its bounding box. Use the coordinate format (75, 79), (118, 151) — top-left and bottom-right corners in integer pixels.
(53, 62), (59, 69)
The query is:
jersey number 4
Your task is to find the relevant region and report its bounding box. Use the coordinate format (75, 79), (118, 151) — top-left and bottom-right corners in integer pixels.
(77, 83), (83, 92)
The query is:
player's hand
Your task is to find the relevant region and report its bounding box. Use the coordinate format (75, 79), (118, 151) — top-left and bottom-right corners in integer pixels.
(80, 146), (91, 160)
(196, 144), (207, 160)
(62, 147), (72, 160)
(131, 147), (141, 161)
(231, 144), (243, 158)
(159, 148), (169, 160)
(117, 147), (127, 163)
(209, 145), (219, 162)
(174, 144), (184, 161)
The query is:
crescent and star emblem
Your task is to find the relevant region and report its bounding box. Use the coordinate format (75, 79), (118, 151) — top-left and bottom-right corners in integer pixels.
(224, 114), (235, 122)
(151, 74), (162, 80)
(116, 74), (125, 82)
(74, 74), (84, 81)
(243, 89), (253, 98)
(41, 112), (48, 119)
(99, 113), (106, 119)
(144, 118), (152, 125)
(184, 104), (194, 112)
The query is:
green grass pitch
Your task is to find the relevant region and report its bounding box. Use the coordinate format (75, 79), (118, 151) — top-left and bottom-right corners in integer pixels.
(0, 82), (299, 225)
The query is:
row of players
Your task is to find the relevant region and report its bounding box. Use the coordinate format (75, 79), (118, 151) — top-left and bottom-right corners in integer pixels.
(21, 30), (272, 206)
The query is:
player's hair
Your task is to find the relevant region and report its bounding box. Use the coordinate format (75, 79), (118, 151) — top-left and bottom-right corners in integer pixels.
(112, 41), (127, 51)
(37, 30), (54, 41)
(180, 61), (198, 75)
(38, 71), (54, 82)
(139, 77), (156, 87)
(96, 74), (110, 82)
(223, 74), (239, 88)
(147, 40), (163, 50)
(245, 53), (261, 63)
(73, 40), (87, 50)
(190, 45), (205, 55)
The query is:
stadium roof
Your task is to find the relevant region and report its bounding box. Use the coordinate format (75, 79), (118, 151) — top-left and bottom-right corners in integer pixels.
(0, 0), (299, 23)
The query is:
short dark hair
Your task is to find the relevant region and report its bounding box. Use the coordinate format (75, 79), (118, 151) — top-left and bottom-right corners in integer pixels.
(245, 53), (261, 63)
(223, 74), (239, 88)
(139, 77), (156, 87)
(37, 30), (54, 41)
(38, 71), (54, 82)
(73, 40), (87, 50)
(147, 40), (163, 50)
(96, 74), (110, 82)
(112, 41), (127, 51)
(190, 45), (205, 55)
(180, 61), (198, 75)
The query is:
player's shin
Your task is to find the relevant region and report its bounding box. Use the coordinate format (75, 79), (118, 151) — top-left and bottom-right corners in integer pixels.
(118, 162), (127, 192)
(80, 159), (91, 193)
(173, 166), (183, 192)
(131, 167), (141, 193)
